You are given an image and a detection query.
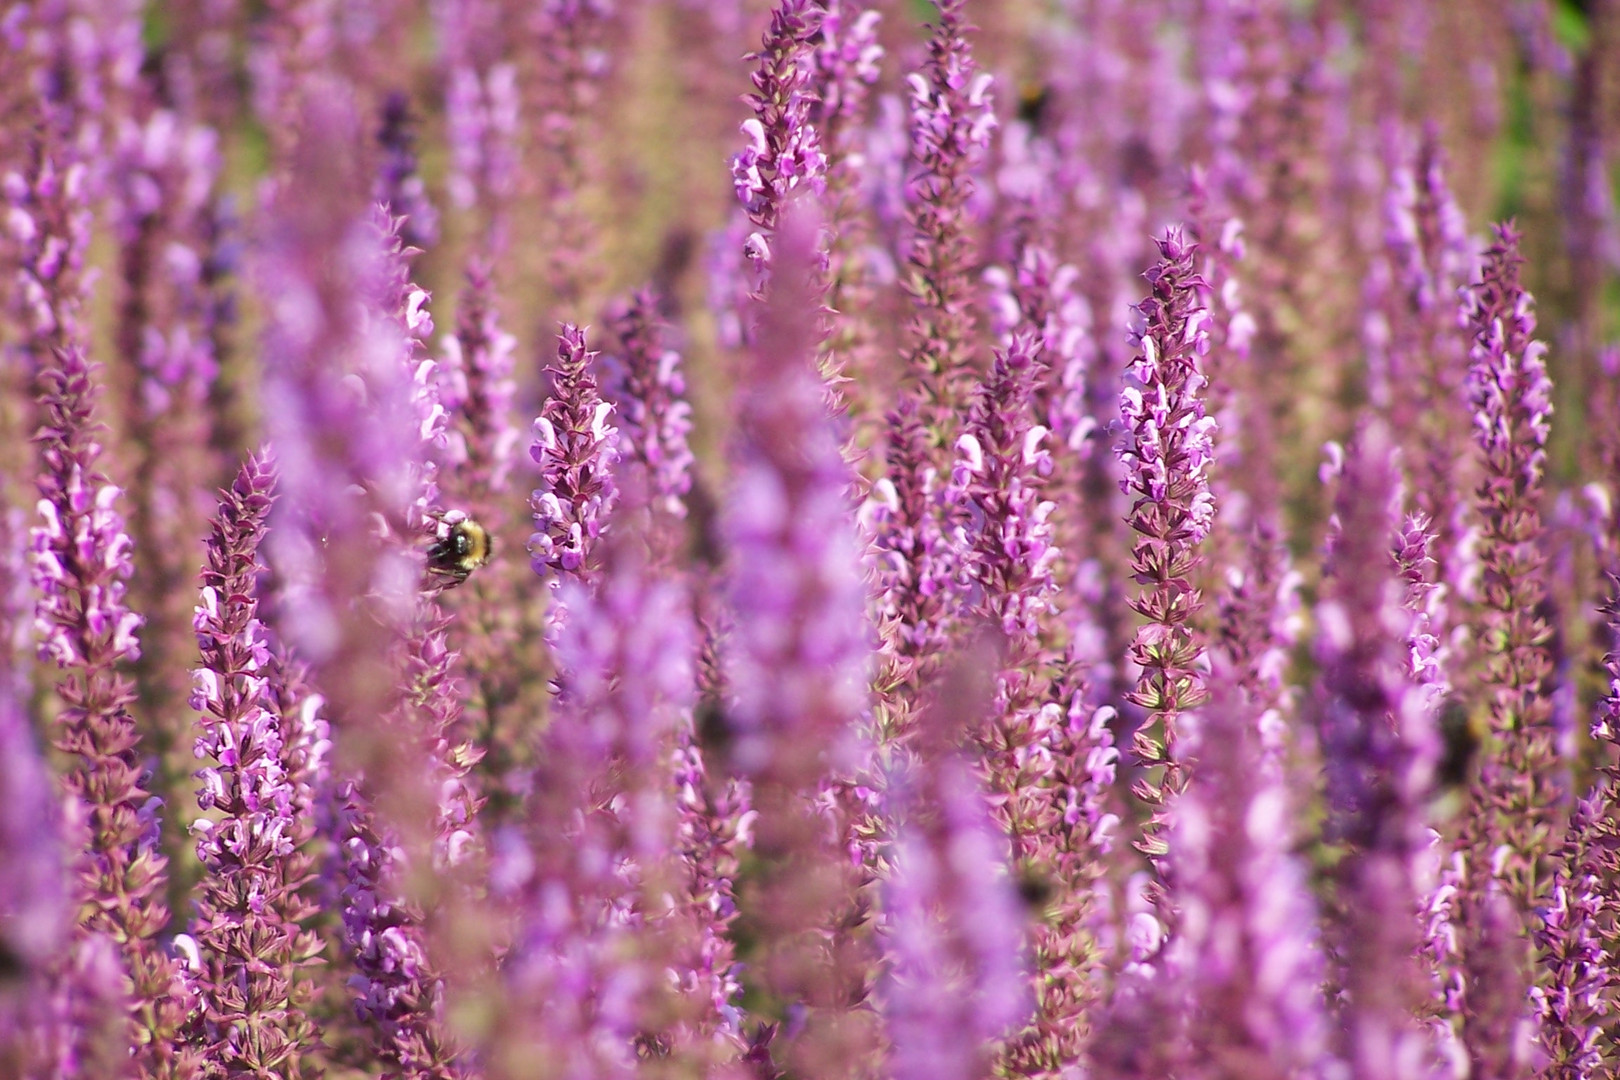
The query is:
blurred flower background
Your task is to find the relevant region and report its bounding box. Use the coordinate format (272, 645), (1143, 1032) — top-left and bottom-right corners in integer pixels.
(1, 0), (1619, 1077)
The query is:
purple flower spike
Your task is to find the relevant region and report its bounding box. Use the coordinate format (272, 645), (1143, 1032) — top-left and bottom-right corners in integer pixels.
(884, 658), (1030, 1080)
(64, 929), (138, 1078)
(1174, 671), (1335, 1080)
(1547, 549), (1620, 1075)
(1372, 134), (1478, 618)
(949, 336), (1093, 1074)
(1316, 423), (1446, 1080)
(333, 784), (466, 1079)
(868, 395), (965, 697)
(1392, 512), (1452, 733)
(389, 588), (483, 883)
(985, 243), (1096, 458)
(1458, 223), (1561, 916)
(1116, 227), (1218, 863)
(733, 1), (827, 243)
(185, 449), (322, 1075)
(375, 92), (439, 255)
(812, 0), (882, 235)
(29, 343), (198, 1078)
(110, 102), (229, 748)
(901, 0), (995, 427)
(1534, 794), (1609, 1079)
(669, 717), (750, 1055)
(722, 205), (877, 1077)
(257, 88), (426, 627)
(442, 260), (520, 509)
(997, 659), (1121, 1076)
(374, 206), (446, 538)
(601, 291), (696, 523)
(1457, 884), (1538, 1080)
(490, 534), (694, 1080)
(254, 91), (467, 1074)
(810, 0), (882, 410)
(528, 323), (620, 599)
(0, 675), (70, 1077)
(437, 0), (519, 249)
(812, 0), (882, 154)
(530, 0), (614, 310)
(6, 134), (93, 361)
(952, 330), (1057, 644)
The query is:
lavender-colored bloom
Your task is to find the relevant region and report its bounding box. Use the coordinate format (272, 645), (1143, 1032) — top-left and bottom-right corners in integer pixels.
(1549, 522), (1620, 1076)
(1457, 883), (1538, 1080)
(109, 107), (224, 416)
(30, 351), (144, 671)
(884, 659), (1030, 1080)
(1418, 832), (1469, 1071)
(722, 207), (877, 1078)
(337, 203), (483, 1075)
(732, 1), (827, 263)
(333, 784), (466, 1080)
(996, 658), (1122, 1076)
(984, 243), (1095, 458)
(258, 90), (424, 641)
(951, 331), (1056, 642)
(490, 534), (694, 1080)
(109, 104), (229, 841)
(243, 0), (342, 164)
(1393, 511), (1452, 734)
(866, 396), (964, 699)
(1458, 222), (1561, 916)
(6, 134), (93, 362)
(440, 260), (520, 509)
(1173, 671), (1336, 1080)
(600, 290), (695, 523)
(1116, 227), (1218, 861)
(29, 343), (198, 1079)
(900, 0), (995, 428)
(1533, 794), (1609, 1079)
(375, 92), (439, 254)
(1211, 522), (1302, 772)
(374, 205), (447, 536)
(668, 718), (750, 1053)
(394, 592), (483, 877)
(528, 323), (620, 597)
(811, 0), (881, 156)
(658, 595), (752, 1060)
(1316, 423), (1446, 1080)
(63, 929), (138, 1080)
(809, 0), (881, 389)
(726, 208), (869, 776)
(435, 0), (520, 248)
(267, 650), (331, 859)
(718, 0), (827, 346)
(0, 674), (70, 1078)
(948, 331), (1066, 930)
(529, 0), (614, 311)
(1374, 134), (1477, 602)
(185, 449), (322, 1076)
(255, 91), (463, 1075)
(1394, 510), (1471, 1066)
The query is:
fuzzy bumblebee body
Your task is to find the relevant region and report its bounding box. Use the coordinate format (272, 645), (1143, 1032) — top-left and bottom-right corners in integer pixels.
(426, 512), (492, 588)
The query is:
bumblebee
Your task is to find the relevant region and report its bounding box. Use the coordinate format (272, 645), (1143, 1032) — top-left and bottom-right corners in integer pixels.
(1016, 80), (1053, 130)
(426, 511), (492, 588)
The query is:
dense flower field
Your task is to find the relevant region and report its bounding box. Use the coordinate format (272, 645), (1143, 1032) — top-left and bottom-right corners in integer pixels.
(2, 0), (1619, 1077)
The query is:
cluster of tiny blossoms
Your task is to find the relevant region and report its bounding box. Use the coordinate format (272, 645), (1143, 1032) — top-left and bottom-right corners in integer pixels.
(6, 3), (1620, 1080)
